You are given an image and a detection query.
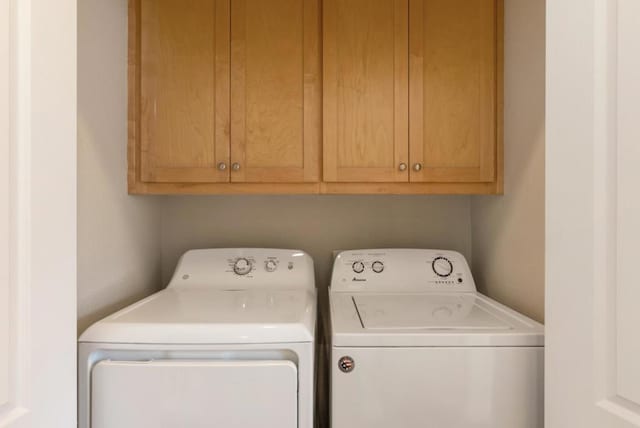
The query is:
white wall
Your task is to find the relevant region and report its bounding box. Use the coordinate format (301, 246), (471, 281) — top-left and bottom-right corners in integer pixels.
(160, 195), (473, 289)
(471, 0), (546, 322)
(77, 0), (162, 333)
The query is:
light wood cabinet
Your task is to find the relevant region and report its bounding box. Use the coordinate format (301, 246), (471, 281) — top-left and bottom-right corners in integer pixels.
(323, 0), (408, 183)
(409, 0), (498, 184)
(129, 0), (321, 192)
(323, 0), (501, 190)
(133, 0), (230, 184)
(128, 0), (502, 194)
(230, 0), (320, 183)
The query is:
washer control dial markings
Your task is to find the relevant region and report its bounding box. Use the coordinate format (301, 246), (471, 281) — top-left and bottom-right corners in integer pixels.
(432, 256), (453, 278)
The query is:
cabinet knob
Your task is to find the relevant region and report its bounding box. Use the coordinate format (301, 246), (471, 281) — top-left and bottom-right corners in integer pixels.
(232, 162), (241, 171)
(398, 163), (407, 172)
(217, 162), (227, 171)
(413, 163), (423, 172)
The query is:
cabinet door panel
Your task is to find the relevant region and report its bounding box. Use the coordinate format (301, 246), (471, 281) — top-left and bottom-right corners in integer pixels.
(137, 0), (230, 183)
(324, 0), (409, 182)
(409, 0), (497, 183)
(230, 0), (320, 183)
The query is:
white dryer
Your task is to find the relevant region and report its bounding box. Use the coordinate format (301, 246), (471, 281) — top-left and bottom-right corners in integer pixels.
(330, 249), (543, 428)
(79, 248), (316, 428)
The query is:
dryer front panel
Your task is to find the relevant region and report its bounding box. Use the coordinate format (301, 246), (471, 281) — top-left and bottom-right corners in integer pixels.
(91, 359), (297, 428)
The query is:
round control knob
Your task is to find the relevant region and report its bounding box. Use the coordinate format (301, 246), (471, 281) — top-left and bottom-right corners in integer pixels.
(432, 256), (453, 278)
(352, 261), (365, 274)
(265, 259), (278, 273)
(371, 261), (384, 273)
(233, 258), (253, 275)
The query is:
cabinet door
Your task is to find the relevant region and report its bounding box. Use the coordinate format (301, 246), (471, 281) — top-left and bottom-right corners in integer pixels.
(230, 0), (321, 183)
(323, 0), (409, 182)
(137, 0), (230, 183)
(409, 0), (498, 182)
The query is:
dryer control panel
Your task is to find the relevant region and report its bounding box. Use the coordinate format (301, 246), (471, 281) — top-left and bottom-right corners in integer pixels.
(330, 249), (476, 293)
(168, 248), (315, 290)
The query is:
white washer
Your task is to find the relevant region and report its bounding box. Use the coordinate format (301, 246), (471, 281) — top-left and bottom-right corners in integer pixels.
(79, 248), (316, 428)
(330, 249), (544, 428)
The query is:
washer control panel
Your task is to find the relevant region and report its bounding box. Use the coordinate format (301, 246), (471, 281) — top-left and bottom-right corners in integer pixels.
(331, 249), (476, 292)
(168, 248), (315, 290)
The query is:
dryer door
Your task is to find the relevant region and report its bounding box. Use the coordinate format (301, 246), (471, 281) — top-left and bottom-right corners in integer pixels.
(90, 359), (297, 428)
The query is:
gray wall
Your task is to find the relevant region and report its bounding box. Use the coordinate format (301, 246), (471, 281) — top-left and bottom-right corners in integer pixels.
(471, 0), (546, 322)
(77, 0), (162, 334)
(160, 195), (473, 291)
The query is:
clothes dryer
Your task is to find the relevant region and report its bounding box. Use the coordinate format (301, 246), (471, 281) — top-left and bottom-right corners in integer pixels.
(79, 248), (316, 428)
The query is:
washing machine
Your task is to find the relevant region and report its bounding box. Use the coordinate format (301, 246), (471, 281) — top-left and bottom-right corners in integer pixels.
(79, 248), (316, 428)
(330, 249), (544, 428)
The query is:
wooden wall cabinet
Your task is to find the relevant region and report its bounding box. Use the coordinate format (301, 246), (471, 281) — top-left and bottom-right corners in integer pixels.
(134, 0), (230, 185)
(128, 0), (502, 195)
(323, 0), (409, 183)
(409, 0), (499, 185)
(230, 0), (321, 184)
(128, 0), (321, 193)
(322, 0), (502, 194)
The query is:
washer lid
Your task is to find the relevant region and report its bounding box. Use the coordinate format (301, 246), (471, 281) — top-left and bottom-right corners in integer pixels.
(354, 294), (511, 330)
(79, 288), (316, 345)
(330, 292), (544, 347)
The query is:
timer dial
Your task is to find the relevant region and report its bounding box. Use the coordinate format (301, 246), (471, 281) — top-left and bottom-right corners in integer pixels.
(371, 261), (384, 273)
(432, 256), (453, 278)
(233, 258), (253, 275)
(264, 259), (278, 272)
(352, 261), (365, 274)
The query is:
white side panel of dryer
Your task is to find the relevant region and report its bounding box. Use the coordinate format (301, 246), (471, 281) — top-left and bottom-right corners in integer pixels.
(91, 360), (298, 428)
